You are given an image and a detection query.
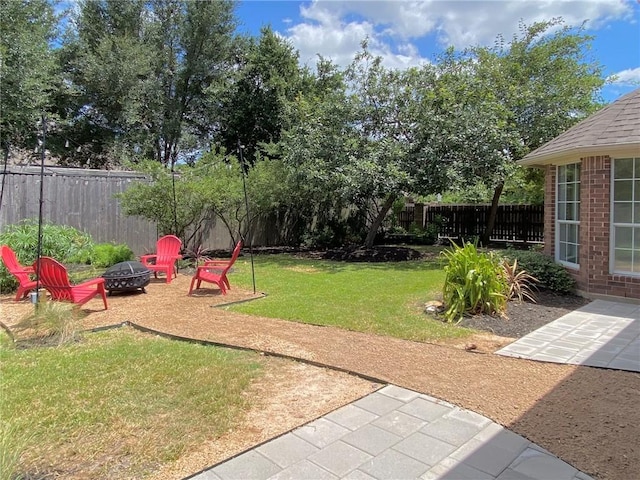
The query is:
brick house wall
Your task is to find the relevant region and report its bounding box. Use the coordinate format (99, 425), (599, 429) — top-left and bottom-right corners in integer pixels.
(544, 156), (640, 300)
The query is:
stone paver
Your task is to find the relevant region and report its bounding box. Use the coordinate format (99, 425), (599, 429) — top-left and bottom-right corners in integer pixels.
(496, 300), (640, 371)
(190, 385), (593, 480)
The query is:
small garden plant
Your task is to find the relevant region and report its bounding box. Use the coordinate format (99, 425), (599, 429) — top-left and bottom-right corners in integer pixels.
(1, 221), (136, 294)
(440, 242), (508, 323)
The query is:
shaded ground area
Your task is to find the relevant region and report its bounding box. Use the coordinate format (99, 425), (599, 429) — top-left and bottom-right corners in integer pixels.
(459, 290), (592, 338)
(1, 254), (637, 480)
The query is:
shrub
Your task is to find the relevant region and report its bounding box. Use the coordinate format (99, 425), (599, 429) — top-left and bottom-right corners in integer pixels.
(441, 242), (508, 323)
(91, 243), (134, 268)
(502, 249), (576, 295)
(0, 220), (94, 292)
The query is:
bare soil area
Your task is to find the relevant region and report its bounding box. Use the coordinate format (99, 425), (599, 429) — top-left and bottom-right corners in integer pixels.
(1, 261), (638, 480)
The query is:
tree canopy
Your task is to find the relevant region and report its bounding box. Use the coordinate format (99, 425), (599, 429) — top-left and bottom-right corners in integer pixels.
(1, 9), (607, 248)
(0, 0), (58, 150)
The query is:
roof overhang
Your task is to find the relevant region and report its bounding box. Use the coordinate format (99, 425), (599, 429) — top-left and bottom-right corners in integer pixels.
(518, 142), (640, 167)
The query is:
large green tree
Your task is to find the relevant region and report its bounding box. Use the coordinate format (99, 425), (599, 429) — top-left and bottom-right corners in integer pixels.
(213, 27), (309, 165)
(464, 19), (604, 244)
(62, 0), (238, 167)
(0, 0), (58, 151)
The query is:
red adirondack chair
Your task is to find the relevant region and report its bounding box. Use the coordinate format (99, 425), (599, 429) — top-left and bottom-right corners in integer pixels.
(140, 235), (183, 283)
(1, 245), (38, 301)
(188, 241), (243, 295)
(34, 257), (108, 310)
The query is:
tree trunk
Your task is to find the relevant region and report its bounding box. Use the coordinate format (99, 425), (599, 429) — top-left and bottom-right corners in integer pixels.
(482, 182), (504, 246)
(364, 194), (397, 248)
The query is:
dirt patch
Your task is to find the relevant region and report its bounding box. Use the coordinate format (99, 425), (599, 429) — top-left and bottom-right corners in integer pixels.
(148, 358), (380, 480)
(1, 271), (638, 480)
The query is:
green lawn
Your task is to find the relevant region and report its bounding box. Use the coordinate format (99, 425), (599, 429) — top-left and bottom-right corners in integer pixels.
(0, 249), (475, 478)
(228, 253), (473, 342)
(0, 328), (262, 478)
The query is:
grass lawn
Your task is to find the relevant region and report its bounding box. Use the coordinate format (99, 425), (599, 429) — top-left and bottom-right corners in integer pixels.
(228, 252), (473, 343)
(0, 327), (262, 479)
(1, 247), (473, 478)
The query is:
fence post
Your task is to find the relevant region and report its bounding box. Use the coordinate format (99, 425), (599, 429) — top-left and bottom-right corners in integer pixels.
(413, 203), (425, 229)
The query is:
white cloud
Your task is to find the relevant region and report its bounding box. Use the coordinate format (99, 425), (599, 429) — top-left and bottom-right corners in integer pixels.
(279, 0), (635, 70)
(607, 67), (640, 85)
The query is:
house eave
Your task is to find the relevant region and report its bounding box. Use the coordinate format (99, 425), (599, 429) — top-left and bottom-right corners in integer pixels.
(518, 142), (640, 167)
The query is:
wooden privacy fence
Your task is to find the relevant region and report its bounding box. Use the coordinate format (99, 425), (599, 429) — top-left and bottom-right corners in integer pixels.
(0, 166), (279, 255)
(0, 166), (160, 255)
(411, 204), (544, 243)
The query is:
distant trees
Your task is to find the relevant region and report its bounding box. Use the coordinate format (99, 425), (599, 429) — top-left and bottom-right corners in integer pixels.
(57, 0), (237, 168)
(455, 19), (605, 244)
(0, 0), (58, 152)
(1, 8), (606, 248)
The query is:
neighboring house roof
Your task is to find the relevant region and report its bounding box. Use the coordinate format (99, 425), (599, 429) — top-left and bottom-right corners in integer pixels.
(519, 88), (640, 166)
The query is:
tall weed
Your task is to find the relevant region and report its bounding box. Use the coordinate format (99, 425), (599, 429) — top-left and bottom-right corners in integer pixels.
(0, 420), (32, 480)
(13, 302), (83, 347)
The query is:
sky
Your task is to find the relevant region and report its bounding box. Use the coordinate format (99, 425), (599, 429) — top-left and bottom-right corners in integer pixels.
(234, 0), (640, 103)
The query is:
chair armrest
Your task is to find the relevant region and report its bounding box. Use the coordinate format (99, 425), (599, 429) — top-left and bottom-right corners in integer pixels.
(13, 267), (36, 276)
(77, 277), (106, 288)
(140, 254), (157, 266)
(195, 264), (223, 273)
(203, 260), (229, 266)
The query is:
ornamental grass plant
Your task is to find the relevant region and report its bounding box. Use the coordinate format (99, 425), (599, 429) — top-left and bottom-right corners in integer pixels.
(440, 242), (508, 323)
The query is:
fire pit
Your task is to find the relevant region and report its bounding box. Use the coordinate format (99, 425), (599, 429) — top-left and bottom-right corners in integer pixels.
(102, 261), (151, 295)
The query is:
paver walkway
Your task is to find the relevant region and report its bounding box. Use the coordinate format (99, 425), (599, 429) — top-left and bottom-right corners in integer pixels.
(114, 287), (638, 480)
(176, 301), (640, 480)
(497, 300), (640, 372)
(188, 385), (592, 480)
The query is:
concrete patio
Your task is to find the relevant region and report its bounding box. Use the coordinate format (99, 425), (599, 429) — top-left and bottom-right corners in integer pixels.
(497, 299), (640, 372)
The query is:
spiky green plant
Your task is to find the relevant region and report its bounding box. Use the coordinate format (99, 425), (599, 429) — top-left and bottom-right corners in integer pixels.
(441, 242), (508, 323)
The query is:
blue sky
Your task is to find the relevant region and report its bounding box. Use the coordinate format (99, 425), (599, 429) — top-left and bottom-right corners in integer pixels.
(235, 0), (640, 103)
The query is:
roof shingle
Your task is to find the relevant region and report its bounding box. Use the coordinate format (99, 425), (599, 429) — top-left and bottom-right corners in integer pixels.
(520, 88), (640, 165)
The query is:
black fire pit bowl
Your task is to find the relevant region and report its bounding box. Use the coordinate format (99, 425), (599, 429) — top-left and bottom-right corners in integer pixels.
(102, 261), (151, 295)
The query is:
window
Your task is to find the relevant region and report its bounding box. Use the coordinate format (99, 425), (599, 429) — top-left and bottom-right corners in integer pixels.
(612, 158), (640, 275)
(556, 163), (580, 267)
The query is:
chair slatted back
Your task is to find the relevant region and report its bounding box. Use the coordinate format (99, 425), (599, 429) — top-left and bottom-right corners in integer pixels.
(1, 245), (32, 285)
(34, 257), (74, 301)
(222, 241), (243, 275)
(156, 235), (182, 264)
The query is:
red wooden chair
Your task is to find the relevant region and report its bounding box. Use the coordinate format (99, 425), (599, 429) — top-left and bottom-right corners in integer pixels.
(140, 235), (183, 283)
(1, 245), (38, 301)
(34, 257), (108, 310)
(188, 241), (243, 296)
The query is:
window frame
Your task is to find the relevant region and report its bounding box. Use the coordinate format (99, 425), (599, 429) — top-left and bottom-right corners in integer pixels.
(610, 157), (640, 276)
(555, 162), (581, 268)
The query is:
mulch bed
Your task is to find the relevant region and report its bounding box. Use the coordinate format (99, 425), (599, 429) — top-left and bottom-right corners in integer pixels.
(458, 290), (592, 338)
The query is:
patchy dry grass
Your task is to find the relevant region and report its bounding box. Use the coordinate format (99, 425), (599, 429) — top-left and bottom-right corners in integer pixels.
(0, 327), (262, 479)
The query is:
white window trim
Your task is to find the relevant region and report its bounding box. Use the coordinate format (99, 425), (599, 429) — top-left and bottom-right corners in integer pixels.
(610, 157), (640, 276)
(555, 163), (580, 269)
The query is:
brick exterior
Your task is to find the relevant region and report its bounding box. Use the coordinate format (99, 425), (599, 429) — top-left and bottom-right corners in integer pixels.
(544, 156), (640, 300)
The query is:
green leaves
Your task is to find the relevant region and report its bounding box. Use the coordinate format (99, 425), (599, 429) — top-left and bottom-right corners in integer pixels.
(441, 242), (508, 323)
(0, 0), (58, 146)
